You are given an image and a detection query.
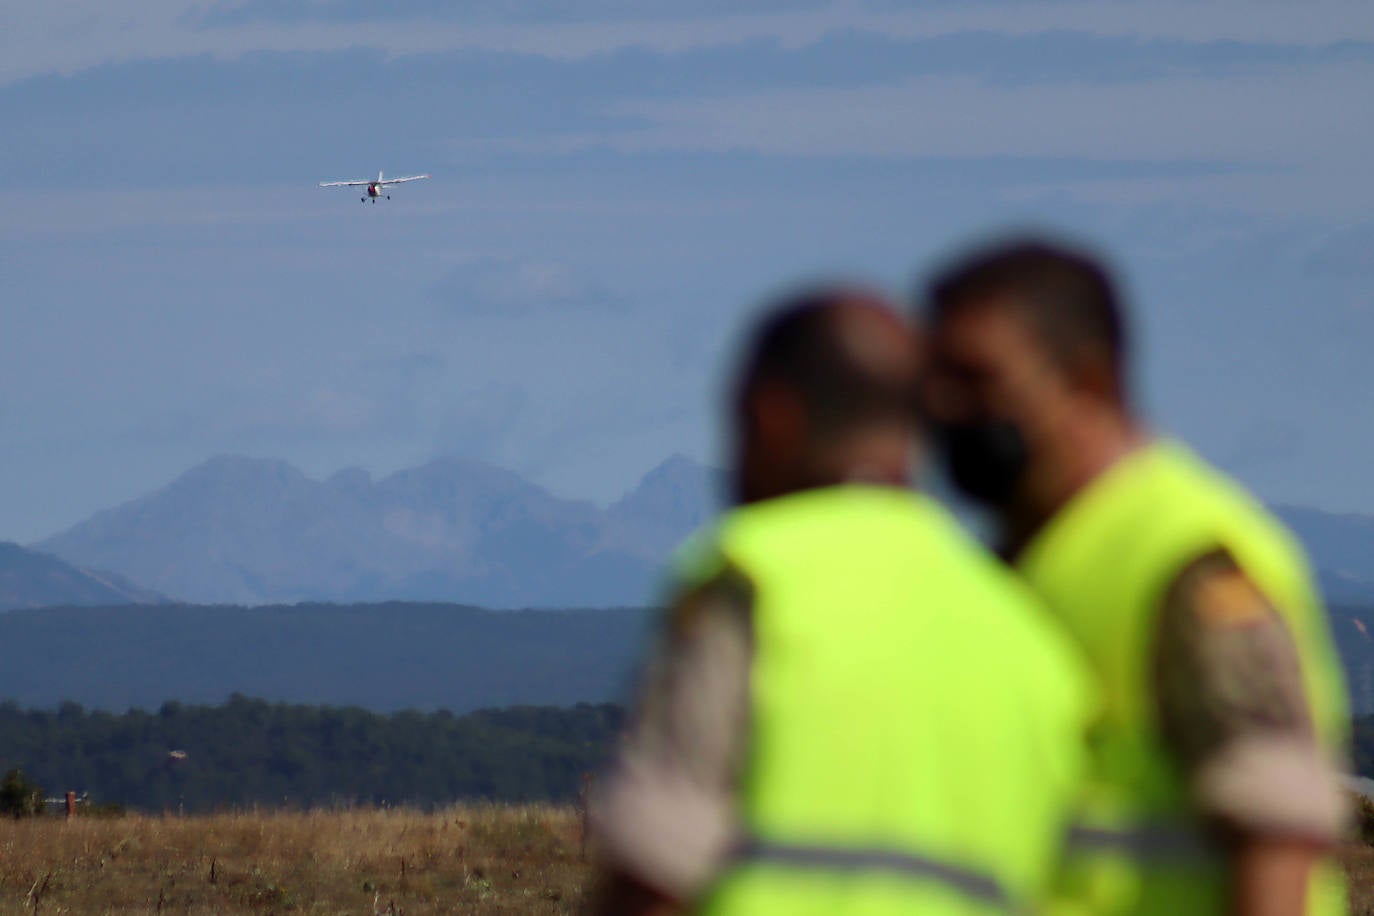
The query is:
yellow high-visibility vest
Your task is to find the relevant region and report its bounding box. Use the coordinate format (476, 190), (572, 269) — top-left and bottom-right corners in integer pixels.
(672, 485), (1093, 915)
(1017, 441), (1349, 915)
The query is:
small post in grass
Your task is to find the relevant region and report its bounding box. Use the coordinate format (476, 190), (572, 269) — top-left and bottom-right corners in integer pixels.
(579, 772), (593, 862)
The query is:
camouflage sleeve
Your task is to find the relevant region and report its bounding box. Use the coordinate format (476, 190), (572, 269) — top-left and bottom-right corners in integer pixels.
(1153, 550), (1345, 843)
(590, 567), (755, 902)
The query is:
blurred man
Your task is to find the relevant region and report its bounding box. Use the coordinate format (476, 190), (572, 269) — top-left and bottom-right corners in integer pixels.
(918, 237), (1349, 916)
(590, 286), (1093, 915)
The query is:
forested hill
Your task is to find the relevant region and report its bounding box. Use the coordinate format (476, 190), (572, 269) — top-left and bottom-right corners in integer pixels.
(7, 598), (1374, 714)
(7, 697), (1374, 816)
(0, 697), (624, 813)
(0, 602), (651, 713)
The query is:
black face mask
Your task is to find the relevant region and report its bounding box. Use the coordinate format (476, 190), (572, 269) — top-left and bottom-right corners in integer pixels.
(936, 418), (1030, 507)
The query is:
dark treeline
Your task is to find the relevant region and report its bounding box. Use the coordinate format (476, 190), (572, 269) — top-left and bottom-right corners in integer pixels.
(1350, 716), (1374, 778)
(9, 700), (1374, 816)
(0, 696), (625, 813)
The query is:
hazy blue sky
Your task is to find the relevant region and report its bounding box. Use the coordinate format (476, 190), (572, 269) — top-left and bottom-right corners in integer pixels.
(4, 1), (1373, 542)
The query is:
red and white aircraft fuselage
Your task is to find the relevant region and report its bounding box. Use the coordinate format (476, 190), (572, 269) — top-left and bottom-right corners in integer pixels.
(319, 170), (430, 203)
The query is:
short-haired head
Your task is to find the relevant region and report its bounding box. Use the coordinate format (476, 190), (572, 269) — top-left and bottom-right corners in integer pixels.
(733, 284), (916, 438)
(924, 235), (1130, 403)
(729, 284), (917, 505)
(917, 234), (1144, 549)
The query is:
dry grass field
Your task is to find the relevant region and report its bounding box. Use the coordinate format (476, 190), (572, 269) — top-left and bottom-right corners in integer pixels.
(0, 805), (590, 914)
(2, 806), (1373, 914)
(1345, 844), (1374, 916)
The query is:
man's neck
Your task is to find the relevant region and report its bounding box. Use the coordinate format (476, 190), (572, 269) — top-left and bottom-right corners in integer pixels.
(822, 427), (913, 490)
(1003, 415), (1148, 559)
(735, 427), (913, 507)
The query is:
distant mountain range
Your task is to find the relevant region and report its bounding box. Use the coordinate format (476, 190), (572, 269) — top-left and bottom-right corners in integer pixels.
(33, 453), (718, 609)
(0, 542), (166, 611)
(12, 454), (1374, 614)
(7, 457), (1374, 713)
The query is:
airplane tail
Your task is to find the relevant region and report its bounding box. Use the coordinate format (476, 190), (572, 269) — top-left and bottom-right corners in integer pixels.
(378, 169), (384, 183)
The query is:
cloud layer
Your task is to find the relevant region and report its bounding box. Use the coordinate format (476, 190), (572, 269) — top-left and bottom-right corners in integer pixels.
(9, 2), (1374, 84)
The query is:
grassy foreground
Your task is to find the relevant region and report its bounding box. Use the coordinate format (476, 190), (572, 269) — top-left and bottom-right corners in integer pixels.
(2, 807), (1373, 914)
(1347, 844), (1374, 916)
(0, 805), (588, 914)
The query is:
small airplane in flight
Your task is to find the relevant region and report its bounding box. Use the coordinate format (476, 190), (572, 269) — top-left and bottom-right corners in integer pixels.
(318, 170), (430, 203)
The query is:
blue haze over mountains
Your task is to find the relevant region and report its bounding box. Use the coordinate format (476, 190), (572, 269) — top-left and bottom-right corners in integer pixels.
(6, 3), (1374, 716)
(16, 453), (1374, 611)
(33, 453), (720, 609)
(4, 454), (1374, 712)
(0, 542), (166, 612)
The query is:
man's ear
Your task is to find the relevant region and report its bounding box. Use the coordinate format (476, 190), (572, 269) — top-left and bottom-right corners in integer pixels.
(749, 381), (806, 449)
(1076, 346), (1122, 405)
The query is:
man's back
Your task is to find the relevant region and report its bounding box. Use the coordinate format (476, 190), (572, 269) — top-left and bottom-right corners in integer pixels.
(643, 485), (1092, 914)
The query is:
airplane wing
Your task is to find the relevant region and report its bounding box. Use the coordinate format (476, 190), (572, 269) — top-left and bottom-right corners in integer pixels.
(318, 179), (371, 187)
(377, 174), (431, 185)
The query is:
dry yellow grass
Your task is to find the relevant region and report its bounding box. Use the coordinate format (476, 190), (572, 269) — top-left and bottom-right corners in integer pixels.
(4, 808), (1374, 914)
(0, 805), (589, 914)
(1343, 844), (1374, 916)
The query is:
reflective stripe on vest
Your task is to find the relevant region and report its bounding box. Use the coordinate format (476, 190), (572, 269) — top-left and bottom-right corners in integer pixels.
(1065, 821), (1220, 864)
(734, 838), (1014, 909)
